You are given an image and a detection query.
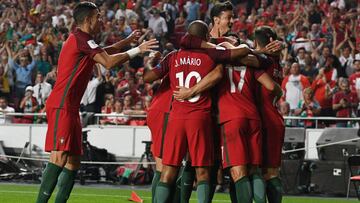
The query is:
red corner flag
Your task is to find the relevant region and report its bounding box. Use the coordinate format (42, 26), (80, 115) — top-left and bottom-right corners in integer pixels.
(129, 191), (143, 203)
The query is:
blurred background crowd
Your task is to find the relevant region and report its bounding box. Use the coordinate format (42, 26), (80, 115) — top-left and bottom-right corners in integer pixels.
(0, 0), (359, 127)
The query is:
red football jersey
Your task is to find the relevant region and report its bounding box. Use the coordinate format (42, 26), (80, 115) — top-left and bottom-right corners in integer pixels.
(46, 28), (104, 110)
(218, 64), (265, 123)
(255, 55), (284, 127)
(148, 75), (173, 113)
(153, 49), (220, 119)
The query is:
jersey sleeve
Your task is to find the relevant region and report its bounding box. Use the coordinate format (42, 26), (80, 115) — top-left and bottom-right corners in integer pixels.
(76, 37), (104, 59)
(205, 48), (231, 63)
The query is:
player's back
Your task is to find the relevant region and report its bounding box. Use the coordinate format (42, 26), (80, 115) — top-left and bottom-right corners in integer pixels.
(168, 49), (217, 119)
(255, 55), (284, 126)
(218, 63), (261, 123)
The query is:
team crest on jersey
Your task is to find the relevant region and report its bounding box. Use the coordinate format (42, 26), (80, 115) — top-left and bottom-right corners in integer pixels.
(60, 137), (65, 145)
(87, 40), (99, 49)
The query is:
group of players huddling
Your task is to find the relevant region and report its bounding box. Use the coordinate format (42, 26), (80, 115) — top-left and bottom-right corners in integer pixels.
(35, 1), (285, 203)
(145, 1), (285, 203)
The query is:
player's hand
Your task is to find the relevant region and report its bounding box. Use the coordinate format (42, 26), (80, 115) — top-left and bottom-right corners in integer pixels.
(173, 86), (194, 101)
(264, 39), (283, 55)
(138, 39), (159, 53)
(218, 41), (235, 49)
(127, 30), (142, 43)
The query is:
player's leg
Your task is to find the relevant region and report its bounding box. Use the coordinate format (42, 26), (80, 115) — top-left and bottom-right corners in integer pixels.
(154, 165), (180, 203)
(36, 108), (70, 203)
(262, 124), (285, 203)
(147, 110), (168, 202)
(180, 159), (195, 203)
(249, 166), (266, 203)
(248, 120), (266, 203)
(36, 151), (68, 203)
(55, 154), (81, 203)
(221, 119), (252, 203)
(208, 122), (222, 202)
(54, 111), (82, 203)
(154, 119), (186, 203)
(264, 168), (282, 203)
(187, 118), (214, 203)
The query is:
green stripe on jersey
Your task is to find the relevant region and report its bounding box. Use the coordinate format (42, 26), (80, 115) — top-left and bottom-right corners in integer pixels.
(53, 56), (83, 150)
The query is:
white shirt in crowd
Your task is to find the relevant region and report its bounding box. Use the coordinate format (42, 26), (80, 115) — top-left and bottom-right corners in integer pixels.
(148, 15), (168, 36)
(52, 14), (67, 27)
(339, 54), (354, 77)
(115, 9), (138, 21)
(293, 38), (313, 53)
(0, 106), (15, 124)
(33, 82), (52, 107)
(285, 75), (305, 110)
(81, 78), (101, 106)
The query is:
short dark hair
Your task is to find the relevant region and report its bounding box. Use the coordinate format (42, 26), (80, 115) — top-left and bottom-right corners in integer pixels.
(188, 20), (209, 40)
(210, 1), (233, 24)
(73, 2), (99, 25)
(254, 26), (277, 48)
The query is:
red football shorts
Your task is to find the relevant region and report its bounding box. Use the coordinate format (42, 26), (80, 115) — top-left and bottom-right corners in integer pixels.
(147, 110), (169, 158)
(162, 117), (214, 167)
(262, 123), (285, 168)
(221, 118), (262, 168)
(45, 107), (82, 155)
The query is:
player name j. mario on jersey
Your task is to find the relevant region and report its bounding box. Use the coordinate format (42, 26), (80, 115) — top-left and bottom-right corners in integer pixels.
(175, 57), (202, 67)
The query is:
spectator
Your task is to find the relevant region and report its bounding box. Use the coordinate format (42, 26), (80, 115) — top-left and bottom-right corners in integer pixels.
(184, 0), (200, 26)
(0, 96), (15, 124)
(332, 78), (358, 127)
(33, 72), (52, 109)
(100, 99), (129, 125)
(279, 101), (297, 127)
(5, 43), (36, 106)
(238, 29), (254, 48)
(81, 65), (103, 112)
(36, 48), (53, 76)
(123, 95), (134, 111)
(282, 62), (311, 110)
(18, 86), (38, 123)
(147, 8), (168, 39)
(349, 56), (360, 109)
(0, 52), (11, 99)
(294, 88), (321, 128)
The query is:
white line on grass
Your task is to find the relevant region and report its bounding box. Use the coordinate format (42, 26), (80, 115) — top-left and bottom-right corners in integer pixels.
(0, 190), (231, 202)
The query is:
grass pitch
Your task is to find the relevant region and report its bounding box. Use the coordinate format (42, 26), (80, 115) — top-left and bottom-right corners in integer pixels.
(0, 183), (358, 203)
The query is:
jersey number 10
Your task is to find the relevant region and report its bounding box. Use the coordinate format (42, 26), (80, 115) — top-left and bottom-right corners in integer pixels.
(176, 71), (202, 103)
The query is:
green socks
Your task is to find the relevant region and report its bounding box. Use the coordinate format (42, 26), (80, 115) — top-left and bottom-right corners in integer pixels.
(152, 171), (161, 203)
(36, 163), (63, 203)
(234, 176), (252, 203)
(208, 161), (220, 203)
(229, 181), (237, 203)
(197, 181), (210, 203)
(55, 167), (77, 203)
(154, 182), (171, 203)
(250, 173), (266, 203)
(266, 177), (283, 203)
(180, 162), (195, 203)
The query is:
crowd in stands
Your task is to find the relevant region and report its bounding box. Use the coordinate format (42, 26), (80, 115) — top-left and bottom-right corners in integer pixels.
(0, 0), (359, 127)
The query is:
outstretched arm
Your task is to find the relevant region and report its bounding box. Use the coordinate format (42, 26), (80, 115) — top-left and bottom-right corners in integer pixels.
(103, 30), (142, 54)
(94, 39), (158, 69)
(173, 64), (224, 100)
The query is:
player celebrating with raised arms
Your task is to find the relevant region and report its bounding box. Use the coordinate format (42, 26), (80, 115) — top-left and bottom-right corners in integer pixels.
(35, 2), (158, 203)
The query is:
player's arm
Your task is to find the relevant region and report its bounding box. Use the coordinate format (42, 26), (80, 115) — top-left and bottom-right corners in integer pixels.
(103, 30), (141, 54)
(94, 39), (158, 69)
(256, 72), (283, 103)
(143, 52), (163, 83)
(173, 64), (224, 100)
